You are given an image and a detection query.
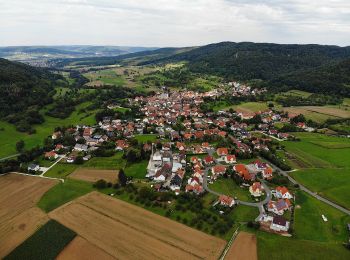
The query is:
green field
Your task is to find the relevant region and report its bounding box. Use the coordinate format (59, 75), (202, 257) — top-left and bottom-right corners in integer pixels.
(44, 163), (79, 178)
(233, 102), (269, 113)
(134, 134), (158, 143)
(258, 190), (350, 259)
(125, 160), (148, 179)
(229, 205), (259, 222)
(209, 178), (258, 202)
(4, 220), (76, 260)
(283, 132), (350, 209)
(37, 179), (94, 212)
(84, 69), (125, 87)
(0, 101), (99, 158)
(82, 152), (126, 169)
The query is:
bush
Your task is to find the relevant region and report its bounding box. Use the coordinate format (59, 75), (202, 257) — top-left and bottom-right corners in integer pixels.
(93, 179), (107, 189)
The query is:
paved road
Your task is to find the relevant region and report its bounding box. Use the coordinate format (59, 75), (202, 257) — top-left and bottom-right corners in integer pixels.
(39, 155), (66, 176)
(264, 157), (350, 216)
(202, 164), (272, 221)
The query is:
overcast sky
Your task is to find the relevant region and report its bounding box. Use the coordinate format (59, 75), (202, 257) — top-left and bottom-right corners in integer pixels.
(1, 0), (349, 47)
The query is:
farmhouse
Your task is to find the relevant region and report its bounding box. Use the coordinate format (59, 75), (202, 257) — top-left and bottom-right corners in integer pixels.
(224, 155), (236, 164)
(216, 147), (229, 157)
(44, 150), (58, 160)
(27, 163), (39, 172)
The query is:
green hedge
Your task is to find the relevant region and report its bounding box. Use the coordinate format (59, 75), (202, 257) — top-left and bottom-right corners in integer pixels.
(5, 220), (76, 260)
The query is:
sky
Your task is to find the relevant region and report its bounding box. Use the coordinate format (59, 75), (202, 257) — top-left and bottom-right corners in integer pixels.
(0, 0), (350, 47)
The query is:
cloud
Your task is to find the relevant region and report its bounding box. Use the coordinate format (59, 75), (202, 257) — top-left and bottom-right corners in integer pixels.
(0, 0), (349, 46)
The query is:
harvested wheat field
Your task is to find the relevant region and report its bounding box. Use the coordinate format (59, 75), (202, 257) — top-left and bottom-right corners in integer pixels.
(57, 236), (115, 260)
(50, 191), (225, 260)
(69, 168), (118, 183)
(0, 173), (57, 258)
(226, 232), (257, 260)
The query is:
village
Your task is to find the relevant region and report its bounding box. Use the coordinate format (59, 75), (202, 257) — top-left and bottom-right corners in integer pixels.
(21, 82), (315, 237)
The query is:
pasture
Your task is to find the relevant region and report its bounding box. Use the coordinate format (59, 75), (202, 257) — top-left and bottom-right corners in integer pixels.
(49, 192), (226, 259)
(69, 168), (118, 183)
(0, 174), (57, 258)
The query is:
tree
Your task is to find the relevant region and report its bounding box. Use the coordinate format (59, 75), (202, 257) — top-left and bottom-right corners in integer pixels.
(118, 168), (127, 187)
(74, 156), (84, 164)
(16, 140), (25, 153)
(93, 179), (107, 189)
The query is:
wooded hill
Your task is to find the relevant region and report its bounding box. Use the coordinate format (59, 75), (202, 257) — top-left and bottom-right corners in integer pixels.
(142, 42), (350, 96)
(0, 58), (64, 132)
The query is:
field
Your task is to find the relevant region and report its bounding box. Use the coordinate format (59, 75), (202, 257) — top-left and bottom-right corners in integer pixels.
(49, 192), (226, 259)
(282, 106), (350, 123)
(124, 160), (148, 179)
(37, 179), (94, 213)
(282, 133), (350, 209)
(81, 152), (126, 169)
(0, 101), (99, 158)
(4, 220), (76, 260)
(209, 178), (257, 202)
(134, 134), (158, 142)
(0, 174), (57, 258)
(44, 163), (79, 178)
(69, 168), (118, 183)
(211, 101), (268, 113)
(57, 236), (115, 260)
(226, 232), (257, 260)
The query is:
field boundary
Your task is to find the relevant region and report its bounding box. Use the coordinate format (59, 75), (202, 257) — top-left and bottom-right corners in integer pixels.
(220, 227), (240, 260)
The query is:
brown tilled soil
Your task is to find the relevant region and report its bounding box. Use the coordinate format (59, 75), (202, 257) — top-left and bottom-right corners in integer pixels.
(49, 192), (226, 260)
(69, 168), (118, 183)
(57, 236), (116, 260)
(0, 173), (57, 257)
(226, 232), (257, 260)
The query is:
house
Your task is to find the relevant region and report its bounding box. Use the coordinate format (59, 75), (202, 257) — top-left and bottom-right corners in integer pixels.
(66, 156), (75, 163)
(218, 195), (235, 207)
(27, 163), (39, 172)
(262, 167), (273, 179)
(275, 186), (293, 199)
(270, 216), (290, 232)
(170, 174), (183, 191)
(254, 160), (269, 171)
(211, 165), (227, 179)
(249, 182), (264, 197)
(217, 147), (229, 157)
(185, 184), (203, 194)
(74, 144), (88, 152)
(204, 155), (215, 165)
(51, 131), (62, 140)
(44, 151), (58, 160)
(268, 199), (291, 215)
(224, 155), (236, 164)
(176, 142), (186, 151)
(55, 144), (64, 151)
(153, 164), (171, 182)
(234, 164), (254, 181)
(83, 154), (92, 161)
(116, 140), (128, 151)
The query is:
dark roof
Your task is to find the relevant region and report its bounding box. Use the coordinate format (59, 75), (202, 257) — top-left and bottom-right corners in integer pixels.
(170, 174), (182, 186)
(273, 216), (287, 226)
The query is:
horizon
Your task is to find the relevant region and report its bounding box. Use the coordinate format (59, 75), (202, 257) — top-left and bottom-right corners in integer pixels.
(1, 0), (350, 47)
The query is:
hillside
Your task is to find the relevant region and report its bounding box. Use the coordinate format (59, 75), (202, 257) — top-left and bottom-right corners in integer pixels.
(141, 42), (350, 95)
(53, 47), (195, 67)
(0, 58), (64, 132)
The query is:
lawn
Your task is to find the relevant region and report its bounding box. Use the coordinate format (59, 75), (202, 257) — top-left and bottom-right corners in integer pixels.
(82, 152), (126, 169)
(4, 220), (76, 260)
(44, 163), (79, 178)
(233, 102), (269, 113)
(134, 134), (158, 143)
(257, 231), (350, 260)
(0, 101), (99, 158)
(209, 178), (255, 202)
(125, 160), (148, 179)
(229, 205), (259, 222)
(37, 179), (94, 212)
